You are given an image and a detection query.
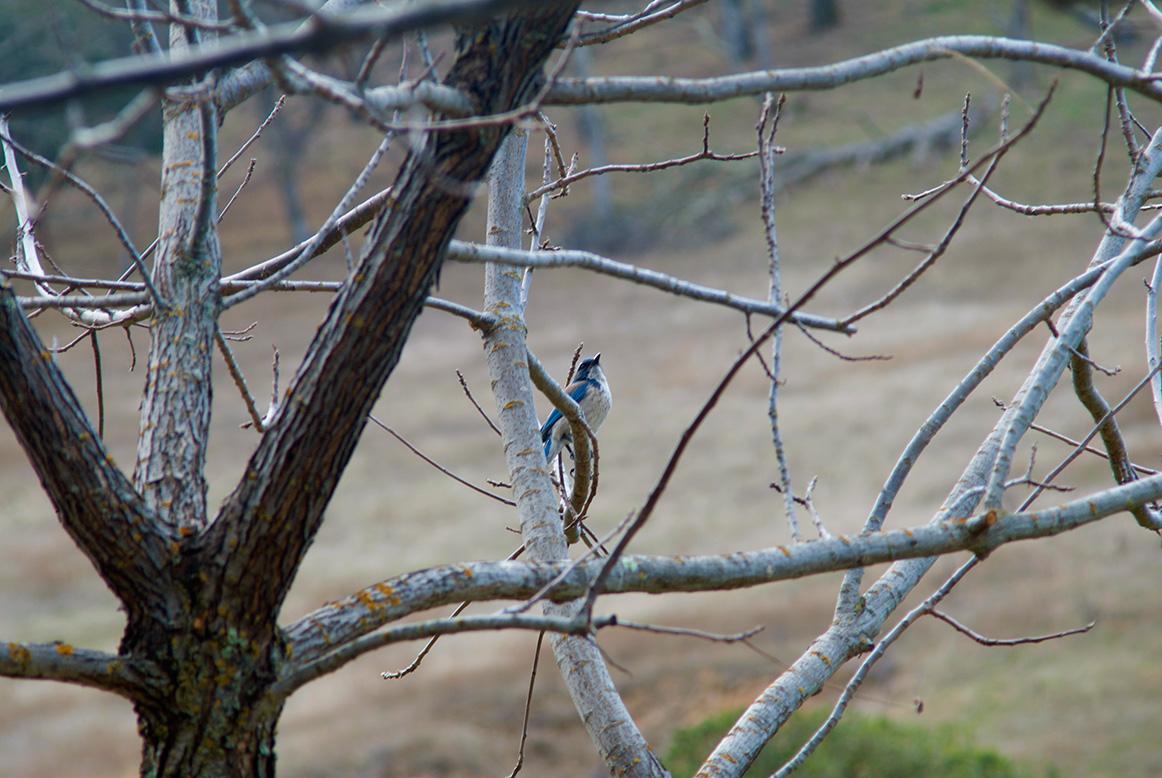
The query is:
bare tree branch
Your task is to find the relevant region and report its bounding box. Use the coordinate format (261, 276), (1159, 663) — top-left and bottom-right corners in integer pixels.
(0, 641), (166, 704)
(281, 471), (1162, 669)
(0, 287), (176, 623)
(547, 36), (1162, 105)
(0, 0), (561, 114)
(449, 242), (852, 332)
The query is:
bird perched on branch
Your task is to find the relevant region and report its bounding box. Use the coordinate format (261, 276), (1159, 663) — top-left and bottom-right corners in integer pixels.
(541, 353), (612, 465)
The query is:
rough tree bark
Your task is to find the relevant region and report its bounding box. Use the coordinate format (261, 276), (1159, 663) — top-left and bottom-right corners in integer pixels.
(133, 0), (221, 527)
(0, 3), (580, 776)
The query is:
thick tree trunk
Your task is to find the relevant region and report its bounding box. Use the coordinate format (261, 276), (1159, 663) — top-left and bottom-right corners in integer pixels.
(131, 622), (284, 777)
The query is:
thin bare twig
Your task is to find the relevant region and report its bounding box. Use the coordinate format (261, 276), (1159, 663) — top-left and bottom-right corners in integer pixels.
(930, 609), (1096, 645)
(611, 620), (765, 643)
(505, 631), (545, 778)
(793, 321), (892, 362)
(220, 95), (284, 177)
(215, 328), (266, 432)
(218, 158), (256, 222)
(223, 130), (395, 308)
(73, 0), (238, 31)
(527, 114), (760, 201)
(381, 601), (471, 680)
(456, 370), (501, 435)
(802, 477), (832, 539)
(90, 332), (104, 439)
(381, 543), (529, 681)
(369, 415), (515, 506)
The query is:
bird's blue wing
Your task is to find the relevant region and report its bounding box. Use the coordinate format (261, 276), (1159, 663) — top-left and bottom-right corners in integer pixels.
(540, 408), (562, 441)
(540, 382), (590, 441)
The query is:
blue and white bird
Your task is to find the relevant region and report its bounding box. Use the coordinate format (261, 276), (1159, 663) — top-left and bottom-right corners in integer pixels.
(540, 353), (612, 464)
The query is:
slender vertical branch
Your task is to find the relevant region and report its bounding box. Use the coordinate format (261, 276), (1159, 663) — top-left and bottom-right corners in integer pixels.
(758, 93), (798, 540)
(1148, 257), (1162, 425)
(132, 0), (223, 527)
(483, 129), (664, 778)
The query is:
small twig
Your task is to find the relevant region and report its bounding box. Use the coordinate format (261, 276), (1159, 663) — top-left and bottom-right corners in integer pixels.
(72, 0), (237, 31)
(215, 328), (266, 432)
(611, 620), (765, 643)
(1100, 3), (1144, 159)
(369, 415), (516, 506)
(263, 346), (281, 427)
(802, 477), (832, 539)
(995, 406), (1158, 475)
(537, 111), (569, 184)
(1068, 338), (1121, 376)
(381, 601), (471, 680)
(1090, 0), (1136, 55)
(223, 131), (396, 309)
(506, 631), (545, 778)
(793, 320), (892, 362)
(959, 92), (971, 170)
(529, 135), (554, 256)
(355, 35), (391, 91)
(226, 186), (392, 282)
(965, 175), (1116, 215)
(124, 326), (137, 371)
(1, 270), (146, 291)
(929, 609), (1096, 646)
(220, 95), (284, 177)
(90, 332), (104, 439)
(221, 321), (258, 339)
(382, 542), (529, 681)
(456, 370), (501, 435)
(218, 158), (256, 222)
(526, 115), (760, 201)
(507, 511), (635, 617)
(758, 92), (798, 540)
(49, 330), (93, 354)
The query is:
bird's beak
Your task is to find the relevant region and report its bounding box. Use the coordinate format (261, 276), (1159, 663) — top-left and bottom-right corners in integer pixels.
(593, 353), (601, 364)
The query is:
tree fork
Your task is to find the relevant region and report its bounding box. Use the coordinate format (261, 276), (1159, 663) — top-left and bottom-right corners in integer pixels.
(134, 6), (580, 776)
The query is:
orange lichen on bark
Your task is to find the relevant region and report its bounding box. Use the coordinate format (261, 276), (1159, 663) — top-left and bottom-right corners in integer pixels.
(355, 590), (382, 612)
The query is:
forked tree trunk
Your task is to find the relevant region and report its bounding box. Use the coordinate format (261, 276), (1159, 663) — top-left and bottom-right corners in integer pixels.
(0, 5), (581, 778)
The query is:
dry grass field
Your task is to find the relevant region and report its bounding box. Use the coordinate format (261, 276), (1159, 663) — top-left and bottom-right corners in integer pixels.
(4, 3), (1162, 777)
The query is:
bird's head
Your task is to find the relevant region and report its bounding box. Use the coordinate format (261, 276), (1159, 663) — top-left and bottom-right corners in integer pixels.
(575, 353), (603, 382)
